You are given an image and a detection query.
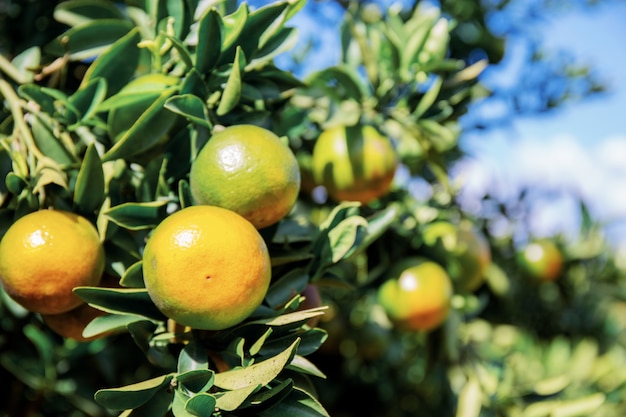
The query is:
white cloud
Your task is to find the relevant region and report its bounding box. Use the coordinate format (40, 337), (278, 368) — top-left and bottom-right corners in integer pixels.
(454, 134), (626, 243)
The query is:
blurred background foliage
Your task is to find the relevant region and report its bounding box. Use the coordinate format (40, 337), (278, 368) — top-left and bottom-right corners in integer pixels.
(1, 0), (625, 417)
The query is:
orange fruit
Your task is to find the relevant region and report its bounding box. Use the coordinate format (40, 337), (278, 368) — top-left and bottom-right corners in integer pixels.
(0, 210), (104, 314)
(378, 258), (453, 332)
(142, 205), (271, 330)
(311, 125), (398, 204)
(517, 239), (564, 282)
(422, 221), (491, 292)
(189, 124), (300, 229)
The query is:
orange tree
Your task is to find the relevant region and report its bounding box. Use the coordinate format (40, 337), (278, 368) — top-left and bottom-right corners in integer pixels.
(1, 1), (625, 417)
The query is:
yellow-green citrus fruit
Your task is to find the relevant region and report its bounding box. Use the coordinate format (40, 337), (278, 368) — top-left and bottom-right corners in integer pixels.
(311, 125), (398, 204)
(0, 210), (104, 314)
(517, 239), (564, 281)
(422, 221), (491, 292)
(143, 205), (271, 330)
(378, 258), (453, 332)
(189, 125), (300, 229)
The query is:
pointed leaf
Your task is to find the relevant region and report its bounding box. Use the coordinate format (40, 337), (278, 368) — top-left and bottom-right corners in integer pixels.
(259, 387), (329, 417)
(325, 216), (368, 264)
(221, 3), (248, 52)
(177, 369), (215, 395)
(120, 260), (145, 288)
(74, 286), (166, 321)
(185, 393), (217, 417)
(195, 8), (223, 73)
(81, 28), (141, 97)
(30, 114), (75, 165)
(287, 355), (326, 379)
(104, 200), (169, 230)
(178, 340), (209, 374)
(95, 374), (173, 410)
(102, 89), (179, 162)
(214, 339), (300, 390)
(54, 1), (125, 27)
(215, 384), (260, 411)
(165, 94), (211, 128)
(82, 313), (146, 338)
(413, 76), (443, 119)
(69, 77), (107, 122)
(216, 46), (244, 116)
(73, 143), (105, 213)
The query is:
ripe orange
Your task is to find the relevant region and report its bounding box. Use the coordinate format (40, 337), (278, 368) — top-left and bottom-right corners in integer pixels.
(422, 221), (491, 292)
(189, 124), (300, 229)
(0, 210), (104, 314)
(517, 239), (563, 282)
(378, 258), (453, 332)
(142, 205), (272, 330)
(311, 125), (398, 204)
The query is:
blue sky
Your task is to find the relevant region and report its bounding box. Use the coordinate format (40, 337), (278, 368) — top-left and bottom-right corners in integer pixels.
(457, 1), (626, 246)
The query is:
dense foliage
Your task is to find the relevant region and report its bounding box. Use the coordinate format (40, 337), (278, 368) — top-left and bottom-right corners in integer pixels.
(0, 1), (624, 417)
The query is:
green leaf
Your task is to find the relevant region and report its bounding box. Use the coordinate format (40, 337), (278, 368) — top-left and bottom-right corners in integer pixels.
(165, 94), (211, 128)
(216, 46), (245, 116)
(11, 46), (40, 84)
(81, 27), (141, 97)
(24, 324), (55, 368)
(178, 180), (193, 209)
(54, 0), (125, 27)
(18, 84), (55, 114)
(413, 76), (443, 120)
(264, 267), (309, 308)
(30, 114), (75, 165)
(178, 340), (209, 374)
(68, 77), (107, 122)
(247, 26), (298, 71)
(185, 393), (217, 417)
(177, 369), (215, 395)
(325, 216), (368, 264)
(287, 355), (326, 379)
(195, 8), (223, 73)
(102, 89), (179, 162)
(214, 339), (300, 390)
(120, 260), (145, 288)
(104, 200), (169, 231)
(74, 286), (166, 321)
(162, 31), (194, 70)
(95, 374), (173, 410)
(215, 384), (260, 411)
(250, 328), (273, 357)
(221, 3), (248, 52)
(46, 19), (134, 61)
(307, 66), (366, 102)
(243, 378), (293, 412)
(229, 1), (289, 61)
(82, 313), (146, 338)
(259, 387), (329, 417)
(73, 143), (105, 213)
(260, 328), (327, 357)
(249, 308), (327, 328)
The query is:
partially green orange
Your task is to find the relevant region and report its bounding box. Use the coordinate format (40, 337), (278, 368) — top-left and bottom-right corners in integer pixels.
(378, 258), (453, 332)
(517, 239), (563, 282)
(189, 124), (300, 229)
(311, 125), (398, 204)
